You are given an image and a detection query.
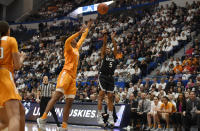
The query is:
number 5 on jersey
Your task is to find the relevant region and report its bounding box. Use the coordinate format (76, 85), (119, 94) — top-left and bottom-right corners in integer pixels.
(109, 62), (112, 68)
(0, 47), (3, 59)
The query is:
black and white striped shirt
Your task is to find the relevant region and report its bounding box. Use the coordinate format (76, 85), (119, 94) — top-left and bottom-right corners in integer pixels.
(37, 83), (55, 97)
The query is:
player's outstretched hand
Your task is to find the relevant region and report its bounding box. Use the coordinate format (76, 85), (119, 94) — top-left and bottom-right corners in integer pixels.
(20, 51), (26, 60)
(79, 24), (87, 34)
(87, 19), (94, 29)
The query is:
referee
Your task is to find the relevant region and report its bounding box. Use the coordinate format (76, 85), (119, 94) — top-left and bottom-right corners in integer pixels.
(36, 75), (60, 127)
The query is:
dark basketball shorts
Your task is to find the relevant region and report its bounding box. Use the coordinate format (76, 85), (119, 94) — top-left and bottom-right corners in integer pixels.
(98, 74), (114, 93)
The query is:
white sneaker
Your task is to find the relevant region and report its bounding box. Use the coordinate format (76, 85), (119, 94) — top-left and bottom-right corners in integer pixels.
(127, 126), (131, 130)
(107, 116), (114, 126)
(37, 118), (47, 130)
(57, 127), (68, 131)
(97, 114), (104, 125)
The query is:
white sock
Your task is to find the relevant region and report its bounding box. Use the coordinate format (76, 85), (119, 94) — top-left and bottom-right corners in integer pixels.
(108, 110), (113, 117)
(98, 110), (102, 116)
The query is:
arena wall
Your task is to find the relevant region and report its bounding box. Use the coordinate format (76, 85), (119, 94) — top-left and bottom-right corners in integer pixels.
(159, 0), (200, 7)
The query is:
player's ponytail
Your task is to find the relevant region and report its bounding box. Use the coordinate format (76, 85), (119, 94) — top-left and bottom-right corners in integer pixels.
(0, 21), (10, 47)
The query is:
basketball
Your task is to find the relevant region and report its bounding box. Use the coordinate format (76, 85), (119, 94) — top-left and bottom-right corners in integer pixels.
(97, 3), (109, 15)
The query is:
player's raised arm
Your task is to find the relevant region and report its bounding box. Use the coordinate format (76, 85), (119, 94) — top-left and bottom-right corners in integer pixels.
(101, 30), (107, 59)
(11, 37), (26, 70)
(111, 32), (117, 58)
(76, 20), (93, 50)
(64, 26), (86, 51)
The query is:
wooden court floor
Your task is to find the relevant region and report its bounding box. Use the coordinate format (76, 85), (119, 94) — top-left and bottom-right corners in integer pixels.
(25, 122), (124, 131)
(1, 122), (198, 131)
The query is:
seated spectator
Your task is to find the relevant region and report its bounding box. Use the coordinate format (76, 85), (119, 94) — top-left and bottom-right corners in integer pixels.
(156, 96), (173, 130)
(183, 91), (200, 131)
(182, 70), (191, 80)
(146, 96), (162, 130)
(127, 93), (139, 130)
(157, 78), (166, 90)
(173, 63), (183, 73)
(186, 78), (194, 89)
(184, 91), (190, 102)
(165, 76), (175, 93)
(131, 93), (151, 130)
(174, 93), (186, 131)
(160, 62), (169, 74)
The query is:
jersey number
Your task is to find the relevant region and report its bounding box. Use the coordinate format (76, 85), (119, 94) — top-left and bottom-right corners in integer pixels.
(109, 62), (113, 68)
(0, 48), (3, 59)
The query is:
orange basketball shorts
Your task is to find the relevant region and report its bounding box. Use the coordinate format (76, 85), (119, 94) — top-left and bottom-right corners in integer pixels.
(0, 69), (21, 107)
(56, 70), (76, 99)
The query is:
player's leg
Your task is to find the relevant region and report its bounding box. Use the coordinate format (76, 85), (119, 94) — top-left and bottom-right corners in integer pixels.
(40, 70), (69, 120)
(164, 113), (170, 129)
(37, 91), (63, 130)
(147, 112), (152, 129)
(50, 105), (60, 127)
(97, 76), (107, 125)
(60, 79), (76, 130)
(97, 90), (105, 125)
(106, 77), (115, 126)
(0, 107), (8, 130)
(107, 92), (114, 125)
(0, 70), (23, 131)
(19, 102), (25, 131)
(40, 91), (63, 119)
(98, 90), (105, 112)
(61, 98), (74, 129)
(5, 100), (21, 131)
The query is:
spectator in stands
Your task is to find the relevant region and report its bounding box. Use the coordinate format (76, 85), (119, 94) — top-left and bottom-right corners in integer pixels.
(144, 77), (151, 90)
(156, 96), (174, 130)
(158, 78), (166, 90)
(146, 96), (162, 130)
(173, 63), (183, 73)
(160, 62), (169, 74)
(165, 76), (175, 93)
(127, 93), (139, 130)
(132, 93), (151, 130)
(183, 91), (200, 131)
(174, 93), (186, 131)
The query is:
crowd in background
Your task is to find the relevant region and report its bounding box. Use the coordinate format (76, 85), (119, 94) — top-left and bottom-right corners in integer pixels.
(10, 0), (200, 129)
(26, 0), (85, 22)
(12, 1), (200, 103)
(25, 0), (161, 22)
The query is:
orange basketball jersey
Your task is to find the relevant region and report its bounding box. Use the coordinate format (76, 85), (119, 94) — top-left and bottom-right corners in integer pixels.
(62, 28), (89, 79)
(0, 36), (21, 107)
(0, 36), (18, 73)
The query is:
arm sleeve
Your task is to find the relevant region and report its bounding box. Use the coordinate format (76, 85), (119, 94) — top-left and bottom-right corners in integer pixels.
(65, 32), (80, 51)
(76, 28), (89, 50)
(10, 37), (19, 53)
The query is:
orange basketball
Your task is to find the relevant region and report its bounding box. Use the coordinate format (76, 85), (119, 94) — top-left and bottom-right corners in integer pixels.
(97, 3), (109, 15)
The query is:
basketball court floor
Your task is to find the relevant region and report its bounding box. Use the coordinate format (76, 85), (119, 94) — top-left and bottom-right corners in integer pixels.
(1, 122), (198, 131)
(24, 122), (199, 131)
(25, 122), (125, 131)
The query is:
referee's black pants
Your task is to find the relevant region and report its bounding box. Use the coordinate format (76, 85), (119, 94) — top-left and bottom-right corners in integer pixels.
(40, 97), (60, 127)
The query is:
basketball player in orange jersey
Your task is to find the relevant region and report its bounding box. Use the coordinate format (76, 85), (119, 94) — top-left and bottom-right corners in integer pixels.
(0, 21), (26, 131)
(37, 20), (93, 131)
